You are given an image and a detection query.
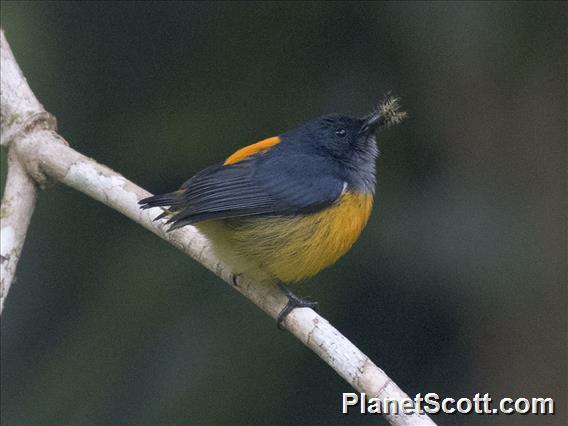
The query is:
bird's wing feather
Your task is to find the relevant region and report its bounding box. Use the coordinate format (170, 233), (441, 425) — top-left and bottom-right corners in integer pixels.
(166, 152), (343, 229)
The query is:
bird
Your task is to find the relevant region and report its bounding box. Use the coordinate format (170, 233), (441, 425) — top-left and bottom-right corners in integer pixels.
(139, 96), (406, 326)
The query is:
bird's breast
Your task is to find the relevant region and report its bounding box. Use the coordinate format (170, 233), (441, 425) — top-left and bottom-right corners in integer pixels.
(199, 191), (374, 283)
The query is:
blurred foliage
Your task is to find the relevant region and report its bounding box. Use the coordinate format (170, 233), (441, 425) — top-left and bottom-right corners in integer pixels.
(1, 2), (566, 425)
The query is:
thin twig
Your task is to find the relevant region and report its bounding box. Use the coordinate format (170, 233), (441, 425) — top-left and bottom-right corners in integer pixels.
(0, 29), (435, 425)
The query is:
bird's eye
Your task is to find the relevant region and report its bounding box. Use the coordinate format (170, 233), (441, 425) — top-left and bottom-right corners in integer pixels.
(335, 128), (347, 137)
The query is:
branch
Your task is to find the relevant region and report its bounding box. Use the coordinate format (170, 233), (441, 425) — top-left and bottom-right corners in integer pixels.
(0, 151), (38, 313)
(0, 30), (435, 425)
(0, 29), (52, 313)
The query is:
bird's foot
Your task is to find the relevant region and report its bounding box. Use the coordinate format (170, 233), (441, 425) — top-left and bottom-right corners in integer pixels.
(276, 283), (319, 329)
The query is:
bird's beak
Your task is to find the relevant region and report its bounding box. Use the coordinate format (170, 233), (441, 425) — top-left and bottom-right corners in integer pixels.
(360, 110), (381, 135)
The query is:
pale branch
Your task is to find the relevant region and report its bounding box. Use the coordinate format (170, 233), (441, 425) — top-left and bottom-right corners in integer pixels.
(0, 31), (49, 147)
(0, 30), (435, 425)
(0, 29), (53, 314)
(0, 151), (38, 313)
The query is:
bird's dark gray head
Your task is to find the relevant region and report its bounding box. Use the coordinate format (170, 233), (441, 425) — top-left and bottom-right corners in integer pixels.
(280, 97), (406, 192)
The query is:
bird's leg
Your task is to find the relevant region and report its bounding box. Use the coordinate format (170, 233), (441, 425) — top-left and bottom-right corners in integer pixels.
(276, 282), (319, 329)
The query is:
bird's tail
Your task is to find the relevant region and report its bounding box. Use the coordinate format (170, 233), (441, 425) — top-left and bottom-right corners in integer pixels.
(139, 191), (179, 209)
(139, 191), (183, 221)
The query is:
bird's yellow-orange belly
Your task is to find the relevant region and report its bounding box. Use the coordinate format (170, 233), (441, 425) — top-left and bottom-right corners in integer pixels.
(197, 192), (374, 283)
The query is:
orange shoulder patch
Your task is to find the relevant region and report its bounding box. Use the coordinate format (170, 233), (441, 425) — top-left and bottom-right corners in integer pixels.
(224, 136), (280, 165)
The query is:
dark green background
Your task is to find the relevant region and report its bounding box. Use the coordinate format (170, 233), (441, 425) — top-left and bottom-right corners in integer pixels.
(1, 2), (566, 425)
